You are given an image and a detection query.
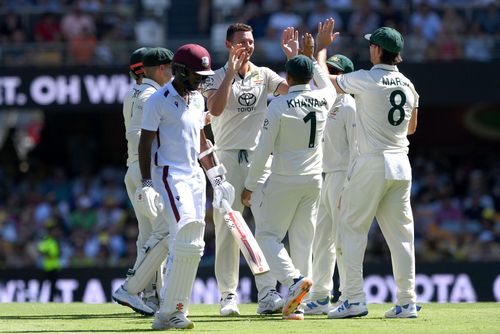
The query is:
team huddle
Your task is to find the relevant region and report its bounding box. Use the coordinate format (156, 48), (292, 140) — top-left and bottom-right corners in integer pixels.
(112, 18), (420, 330)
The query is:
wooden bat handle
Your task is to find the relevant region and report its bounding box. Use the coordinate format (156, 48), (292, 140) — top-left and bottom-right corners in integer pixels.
(221, 199), (232, 214)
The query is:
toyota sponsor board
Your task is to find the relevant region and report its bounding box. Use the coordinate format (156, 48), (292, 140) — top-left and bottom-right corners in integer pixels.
(1, 263), (499, 303)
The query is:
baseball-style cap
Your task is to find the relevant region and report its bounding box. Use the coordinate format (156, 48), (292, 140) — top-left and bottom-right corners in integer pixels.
(142, 47), (174, 67)
(326, 54), (354, 73)
(364, 27), (404, 54)
(129, 47), (149, 76)
(172, 44), (215, 75)
(285, 55), (314, 80)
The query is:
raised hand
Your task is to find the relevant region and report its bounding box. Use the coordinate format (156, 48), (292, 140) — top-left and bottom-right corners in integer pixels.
(299, 33), (315, 58)
(316, 18), (340, 51)
(280, 27), (299, 59)
(227, 43), (247, 73)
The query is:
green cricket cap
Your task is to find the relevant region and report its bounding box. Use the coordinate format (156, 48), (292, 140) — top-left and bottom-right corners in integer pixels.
(142, 47), (174, 66)
(364, 27), (404, 53)
(285, 55), (314, 80)
(326, 54), (354, 73)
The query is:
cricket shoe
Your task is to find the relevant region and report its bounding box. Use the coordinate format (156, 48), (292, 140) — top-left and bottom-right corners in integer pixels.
(303, 296), (331, 315)
(152, 311), (194, 330)
(112, 286), (155, 316)
(220, 293), (240, 316)
(143, 294), (160, 312)
(257, 289), (284, 314)
(327, 300), (368, 319)
(385, 303), (421, 318)
(282, 276), (312, 317)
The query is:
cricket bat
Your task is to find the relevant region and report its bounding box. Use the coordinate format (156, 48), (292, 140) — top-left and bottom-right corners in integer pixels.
(221, 199), (270, 275)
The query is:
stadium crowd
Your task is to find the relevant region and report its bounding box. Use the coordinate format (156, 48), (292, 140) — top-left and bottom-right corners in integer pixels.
(0, 0), (498, 66)
(0, 149), (499, 269)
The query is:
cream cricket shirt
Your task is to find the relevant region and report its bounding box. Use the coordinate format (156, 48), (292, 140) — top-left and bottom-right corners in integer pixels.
(203, 63), (285, 151)
(245, 64), (337, 191)
(336, 64), (419, 155)
(123, 78), (163, 166)
(322, 93), (357, 173)
(141, 82), (205, 176)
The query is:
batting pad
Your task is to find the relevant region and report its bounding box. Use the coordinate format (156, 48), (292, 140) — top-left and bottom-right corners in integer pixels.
(125, 238), (169, 295)
(159, 221), (205, 316)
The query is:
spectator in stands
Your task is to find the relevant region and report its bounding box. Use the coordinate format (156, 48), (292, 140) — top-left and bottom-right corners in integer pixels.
(34, 12), (62, 42)
(347, 0), (380, 37)
(307, 0), (343, 33)
(0, 12), (24, 43)
(263, 0), (303, 61)
(409, 1), (442, 43)
(464, 21), (494, 62)
(68, 26), (97, 64)
(61, 3), (95, 40)
(325, 0), (352, 9)
(404, 25), (429, 62)
(476, 3), (499, 35)
(379, 0), (405, 33)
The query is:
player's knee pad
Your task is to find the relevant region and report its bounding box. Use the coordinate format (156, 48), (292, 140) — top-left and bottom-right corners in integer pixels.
(174, 221), (205, 258)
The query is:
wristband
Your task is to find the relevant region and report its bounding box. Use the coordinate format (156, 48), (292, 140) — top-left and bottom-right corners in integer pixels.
(141, 179), (154, 187)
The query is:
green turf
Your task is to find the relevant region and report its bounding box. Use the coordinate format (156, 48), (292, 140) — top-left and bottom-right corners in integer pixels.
(0, 303), (499, 334)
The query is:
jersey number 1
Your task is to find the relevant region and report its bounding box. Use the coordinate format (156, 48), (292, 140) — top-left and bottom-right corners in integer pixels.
(388, 90), (406, 126)
(303, 112), (316, 148)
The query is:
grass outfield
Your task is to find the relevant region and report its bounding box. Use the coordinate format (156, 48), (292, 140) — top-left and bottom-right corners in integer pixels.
(0, 303), (499, 334)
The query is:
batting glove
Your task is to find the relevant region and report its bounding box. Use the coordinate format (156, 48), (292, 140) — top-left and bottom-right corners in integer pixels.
(212, 176), (235, 210)
(206, 165), (235, 210)
(135, 179), (164, 219)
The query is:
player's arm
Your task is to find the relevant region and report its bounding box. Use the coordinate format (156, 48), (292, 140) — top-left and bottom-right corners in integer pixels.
(138, 129), (156, 180)
(135, 98), (164, 219)
(407, 107), (418, 135)
(315, 18), (344, 94)
(242, 104), (280, 206)
(206, 45), (247, 116)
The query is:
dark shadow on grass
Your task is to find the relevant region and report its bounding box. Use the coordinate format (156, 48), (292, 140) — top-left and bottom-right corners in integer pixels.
(0, 313), (147, 320)
(0, 330), (153, 333)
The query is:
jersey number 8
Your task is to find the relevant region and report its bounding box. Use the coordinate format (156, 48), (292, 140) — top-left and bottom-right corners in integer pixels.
(388, 89), (406, 126)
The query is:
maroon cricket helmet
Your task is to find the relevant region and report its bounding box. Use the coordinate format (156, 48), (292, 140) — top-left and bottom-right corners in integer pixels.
(172, 44), (215, 75)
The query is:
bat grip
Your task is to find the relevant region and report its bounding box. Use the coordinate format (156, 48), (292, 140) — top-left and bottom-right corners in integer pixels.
(221, 199), (232, 214)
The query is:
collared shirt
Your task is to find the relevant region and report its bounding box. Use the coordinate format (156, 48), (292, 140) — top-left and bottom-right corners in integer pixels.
(141, 81), (205, 176)
(245, 63), (336, 191)
(202, 62), (285, 151)
(123, 78), (163, 166)
(336, 64), (419, 155)
(323, 93), (358, 173)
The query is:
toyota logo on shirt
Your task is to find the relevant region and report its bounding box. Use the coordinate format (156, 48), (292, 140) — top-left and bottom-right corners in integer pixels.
(237, 93), (257, 112)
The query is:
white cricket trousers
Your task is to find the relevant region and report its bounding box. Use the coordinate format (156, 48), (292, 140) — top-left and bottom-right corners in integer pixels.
(255, 173), (321, 287)
(339, 155), (416, 305)
(310, 171), (346, 300)
(213, 149), (276, 300)
(152, 165), (206, 315)
(124, 161), (157, 294)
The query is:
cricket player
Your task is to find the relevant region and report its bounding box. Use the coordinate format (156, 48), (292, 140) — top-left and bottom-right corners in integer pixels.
(136, 43), (235, 330)
(304, 54), (357, 315)
(113, 47), (173, 315)
(203, 23), (289, 316)
(241, 29), (337, 320)
(316, 21), (420, 319)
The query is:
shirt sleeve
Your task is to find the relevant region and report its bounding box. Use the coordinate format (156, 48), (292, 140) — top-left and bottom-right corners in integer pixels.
(202, 70), (223, 96)
(409, 81), (419, 109)
(312, 61), (337, 106)
(245, 101), (281, 191)
(141, 95), (162, 131)
(263, 67), (286, 96)
(336, 70), (370, 95)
